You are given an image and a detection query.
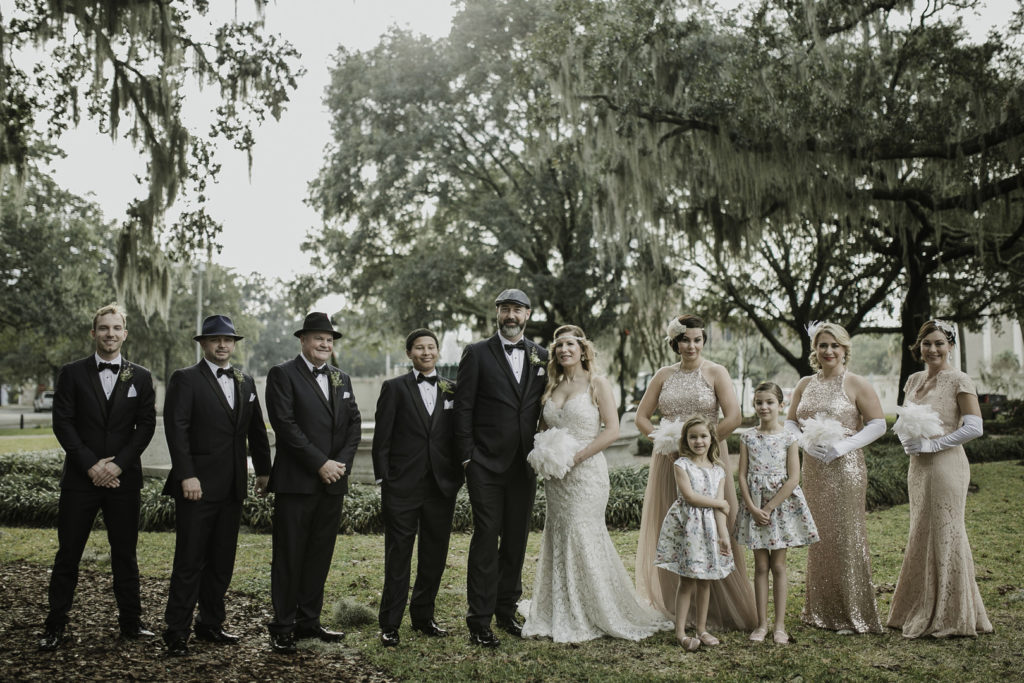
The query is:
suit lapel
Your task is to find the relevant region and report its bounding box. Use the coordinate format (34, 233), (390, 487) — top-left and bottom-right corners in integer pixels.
(199, 362), (236, 420)
(86, 360), (110, 419)
(487, 336), (523, 398)
(521, 341), (541, 398)
(294, 356), (332, 414)
(106, 360), (132, 414)
(402, 372), (432, 432)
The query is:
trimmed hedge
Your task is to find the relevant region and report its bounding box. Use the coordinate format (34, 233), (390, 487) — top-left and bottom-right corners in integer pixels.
(2, 437), (1021, 533)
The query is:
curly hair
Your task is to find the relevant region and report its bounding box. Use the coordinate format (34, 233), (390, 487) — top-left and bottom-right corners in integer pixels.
(678, 414), (722, 467)
(541, 324), (599, 406)
(808, 322), (852, 371)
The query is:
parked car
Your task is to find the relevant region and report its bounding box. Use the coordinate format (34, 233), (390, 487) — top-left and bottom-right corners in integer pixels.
(978, 393), (1007, 420)
(33, 390), (54, 412)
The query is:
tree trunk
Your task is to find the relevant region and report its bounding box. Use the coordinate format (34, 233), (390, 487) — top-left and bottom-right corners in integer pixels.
(898, 255), (931, 405)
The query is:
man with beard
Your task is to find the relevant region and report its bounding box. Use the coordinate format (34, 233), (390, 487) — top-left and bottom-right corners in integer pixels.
(454, 289), (548, 647)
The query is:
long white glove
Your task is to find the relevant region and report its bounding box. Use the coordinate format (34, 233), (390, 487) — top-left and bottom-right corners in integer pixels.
(806, 418), (886, 464)
(905, 414), (983, 454)
(784, 419), (802, 439)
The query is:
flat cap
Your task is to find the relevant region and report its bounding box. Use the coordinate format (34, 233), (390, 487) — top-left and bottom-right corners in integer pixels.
(494, 288), (531, 308)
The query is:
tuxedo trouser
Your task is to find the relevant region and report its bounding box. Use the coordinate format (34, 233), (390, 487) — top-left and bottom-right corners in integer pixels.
(269, 490), (343, 634)
(46, 486), (142, 630)
(163, 497), (241, 640)
(465, 457), (536, 632)
(379, 476), (457, 630)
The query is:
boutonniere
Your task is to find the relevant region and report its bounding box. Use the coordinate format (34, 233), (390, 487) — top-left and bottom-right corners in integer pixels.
(233, 369), (245, 384)
(329, 370), (343, 388)
(529, 350), (545, 367)
(119, 365), (133, 383)
(438, 378), (454, 395)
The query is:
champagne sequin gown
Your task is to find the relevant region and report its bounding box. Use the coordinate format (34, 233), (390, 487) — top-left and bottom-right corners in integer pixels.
(796, 371), (883, 633)
(635, 363), (757, 630)
(887, 370), (992, 638)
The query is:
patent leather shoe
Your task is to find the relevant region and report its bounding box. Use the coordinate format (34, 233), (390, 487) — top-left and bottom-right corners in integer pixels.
(380, 629), (400, 647)
(468, 628), (500, 648)
(295, 625), (344, 642)
(411, 619), (449, 637)
(166, 636), (189, 657)
(38, 627), (63, 651)
(495, 615), (523, 638)
(269, 632), (297, 654)
(194, 624), (240, 644)
(120, 623), (156, 639)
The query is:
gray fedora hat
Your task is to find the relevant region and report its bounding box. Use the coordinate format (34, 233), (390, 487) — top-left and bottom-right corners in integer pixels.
(194, 314), (244, 342)
(294, 311), (342, 339)
(494, 288), (531, 308)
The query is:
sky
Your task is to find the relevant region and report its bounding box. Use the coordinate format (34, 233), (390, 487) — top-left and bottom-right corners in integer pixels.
(43, 1), (459, 309)
(39, 0), (1011, 312)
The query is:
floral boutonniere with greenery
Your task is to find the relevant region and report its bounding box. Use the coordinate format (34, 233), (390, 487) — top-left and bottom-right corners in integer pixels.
(233, 368), (245, 384)
(119, 365), (133, 383)
(438, 378), (454, 395)
(329, 370), (343, 388)
(529, 350), (544, 367)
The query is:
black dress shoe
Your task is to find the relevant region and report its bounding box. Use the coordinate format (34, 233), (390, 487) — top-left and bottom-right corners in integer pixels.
(411, 619), (449, 637)
(495, 615), (523, 637)
(295, 625), (345, 642)
(380, 629), (400, 647)
(120, 624), (156, 639)
(468, 629), (500, 648)
(193, 624), (240, 644)
(269, 632), (297, 654)
(166, 636), (189, 657)
(38, 627), (63, 651)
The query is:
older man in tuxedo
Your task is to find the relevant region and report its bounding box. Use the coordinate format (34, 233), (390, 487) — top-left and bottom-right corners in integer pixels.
(455, 289), (548, 647)
(40, 303), (156, 650)
(373, 328), (462, 647)
(265, 312), (361, 654)
(161, 315), (271, 656)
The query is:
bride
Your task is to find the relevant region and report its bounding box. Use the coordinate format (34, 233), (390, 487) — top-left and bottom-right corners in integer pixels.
(520, 324), (671, 642)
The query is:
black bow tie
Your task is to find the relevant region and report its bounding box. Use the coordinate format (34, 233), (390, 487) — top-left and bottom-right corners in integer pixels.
(312, 366), (330, 377)
(216, 367), (234, 378)
(504, 341), (526, 355)
(417, 374), (437, 384)
(97, 362), (120, 373)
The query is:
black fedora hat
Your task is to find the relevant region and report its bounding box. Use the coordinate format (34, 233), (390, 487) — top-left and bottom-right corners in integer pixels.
(294, 312), (342, 339)
(494, 288), (531, 309)
(194, 314), (244, 342)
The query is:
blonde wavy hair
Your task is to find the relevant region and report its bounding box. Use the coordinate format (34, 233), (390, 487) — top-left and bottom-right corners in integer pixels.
(541, 324), (599, 406)
(678, 414), (723, 467)
(808, 321), (853, 371)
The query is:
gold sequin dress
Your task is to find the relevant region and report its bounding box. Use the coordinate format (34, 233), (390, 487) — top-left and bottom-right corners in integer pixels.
(796, 371), (883, 633)
(635, 363), (757, 630)
(887, 370), (992, 638)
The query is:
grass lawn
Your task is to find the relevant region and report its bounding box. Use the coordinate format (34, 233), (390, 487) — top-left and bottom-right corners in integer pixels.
(2, 460), (1022, 681)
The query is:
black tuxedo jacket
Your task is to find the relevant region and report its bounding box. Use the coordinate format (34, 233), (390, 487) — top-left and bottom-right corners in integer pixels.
(265, 356), (361, 496)
(454, 335), (548, 474)
(52, 356), (157, 491)
(371, 371), (462, 498)
(161, 362), (272, 502)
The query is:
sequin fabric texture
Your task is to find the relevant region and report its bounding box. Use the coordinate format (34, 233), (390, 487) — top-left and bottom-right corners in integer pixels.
(796, 371), (883, 633)
(886, 370), (992, 638)
(520, 393), (671, 643)
(736, 429), (820, 550)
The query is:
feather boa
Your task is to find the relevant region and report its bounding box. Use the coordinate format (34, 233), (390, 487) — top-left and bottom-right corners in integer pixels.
(649, 419), (685, 457)
(527, 427), (580, 480)
(892, 402), (944, 440)
(797, 413), (847, 451)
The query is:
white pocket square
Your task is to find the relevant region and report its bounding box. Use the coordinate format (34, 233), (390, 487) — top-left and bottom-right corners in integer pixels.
(343, 391), (351, 399)
(248, 393), (255, 403)
(127, 385), (137, 398)
(444, 399), (454, 410)
(537, 368), (545, 376)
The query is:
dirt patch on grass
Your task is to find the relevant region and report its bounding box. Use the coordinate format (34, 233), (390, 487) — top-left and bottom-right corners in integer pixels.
(0, 561), (393, 682)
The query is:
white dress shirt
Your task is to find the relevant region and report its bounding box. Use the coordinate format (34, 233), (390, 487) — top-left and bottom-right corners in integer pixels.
(300, 355), (331, 399)
(94, 353), (123, 400)
(204, 358), (235, 407)
(502, 337), (525, 382)
(416, 370), (438, 415)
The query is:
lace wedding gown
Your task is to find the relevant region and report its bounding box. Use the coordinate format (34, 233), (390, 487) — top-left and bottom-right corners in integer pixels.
(520, 393), (671, 642)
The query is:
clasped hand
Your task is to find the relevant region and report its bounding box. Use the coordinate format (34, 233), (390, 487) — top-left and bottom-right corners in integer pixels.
(88, 457), (121, 488)
(318, 460), (346, 484)
(806, 443), (843, 463)
(902, 437), (937, 455)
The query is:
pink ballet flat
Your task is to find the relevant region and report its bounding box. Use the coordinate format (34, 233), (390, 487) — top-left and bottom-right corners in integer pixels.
(698, 632), (720, 646)
(749, 627), (767, 642)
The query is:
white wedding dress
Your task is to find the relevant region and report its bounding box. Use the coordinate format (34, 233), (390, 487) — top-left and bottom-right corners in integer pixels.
(520, 393), (672, 642)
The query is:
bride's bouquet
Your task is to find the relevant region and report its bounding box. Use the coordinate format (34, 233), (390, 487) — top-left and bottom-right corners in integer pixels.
(649, 419), (684, 457)
(798, 413), (847, 462)
(892, 402), (943, 440)
(527, 427), (581, 480)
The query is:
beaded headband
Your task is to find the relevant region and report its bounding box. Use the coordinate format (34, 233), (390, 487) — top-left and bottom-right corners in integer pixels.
(553, 335), (586, 343)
